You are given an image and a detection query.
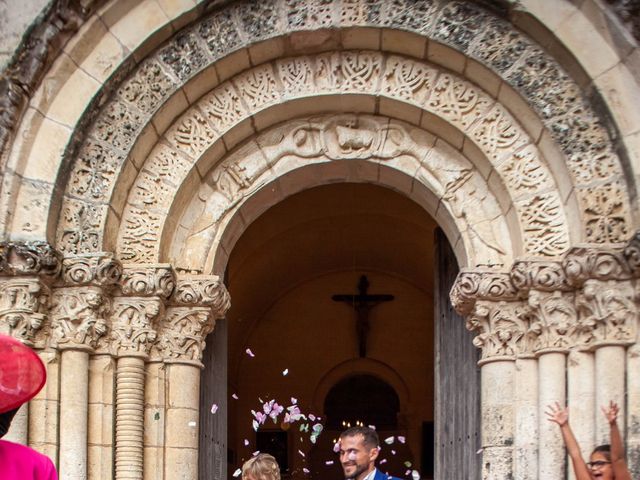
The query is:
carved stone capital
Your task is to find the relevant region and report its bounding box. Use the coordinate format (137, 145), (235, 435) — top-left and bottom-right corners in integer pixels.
(110, 297), (162, 358)
(563, 244), (633, 285)
(465, 300), (529, 364)
(511, 259), (571, 292)
(0, 241), (62, 278)
(527, 290), (577, 354)
(624, 230), (640, 277)
(575, 279), (638, 348)
(153, 307), (214, 366)
(120, 264), (175, 298)
(171, 275), (231, 318)
(0, 277), (50, 347)
(50, 286), (109, 351)
(60, 253), (122, 287)
(451, 270), (519, 316)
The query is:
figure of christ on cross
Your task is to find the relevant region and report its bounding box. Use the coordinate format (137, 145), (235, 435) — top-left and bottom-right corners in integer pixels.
(332, 275), (394, 358)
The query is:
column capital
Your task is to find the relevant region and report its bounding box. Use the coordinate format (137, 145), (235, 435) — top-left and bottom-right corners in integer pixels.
(120, 264), (175, 298)
(466, 299), (530, 364)
(451, 269), (520, 316)
(563, 244), (634, 286)
(0, 277), (50, 347)
(527, 290), (576, 354)
(59, 252), (122, 287)
(0, 241), (62, 279)
(153, 307), (214, 367)
(510, 259), (571, 292)
(170, 274), (231, 318)
(110, 297), (162, 358)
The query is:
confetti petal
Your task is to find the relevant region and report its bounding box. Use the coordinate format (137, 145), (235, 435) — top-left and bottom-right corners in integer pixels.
(404, 461), (412, 468)
(326, 460), (334, 466)
(291, 397), (297, 404)
(391, 450), (396, 455)
(303, 468), (310, 474)
(384, 436), (395, 445)
(333, 442), (341, 453)
(308, 414), (316, 421)
(246, 348), (255, 357)
(282, 368), (289, 376)
(188, 421), (196, 427)
(252, 420), (259, 431)
(411, 470), (420, 480)
(232, 393), (239, 400)
(398, 436), (406, 444)
(380, 459), (387, 464)
(244, 439), (249, 446)
(253, 450), (261, 456)
(210, 404), (219, 414)
(233, 469), (242, 477)
(298, 449), (305, 457)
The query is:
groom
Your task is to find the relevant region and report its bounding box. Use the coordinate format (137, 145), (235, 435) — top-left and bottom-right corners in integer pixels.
(339, 426), (402, 480)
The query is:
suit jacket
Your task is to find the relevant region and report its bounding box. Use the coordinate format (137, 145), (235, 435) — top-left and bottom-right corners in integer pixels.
(373, 467), (403, 480)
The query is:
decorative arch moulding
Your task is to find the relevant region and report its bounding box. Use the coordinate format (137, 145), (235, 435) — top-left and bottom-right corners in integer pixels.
(40, 0), (631, 267)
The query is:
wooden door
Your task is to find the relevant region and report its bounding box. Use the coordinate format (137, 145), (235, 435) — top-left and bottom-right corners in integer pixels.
(434, 229), (481, 479)
(199, 317), (228, 480)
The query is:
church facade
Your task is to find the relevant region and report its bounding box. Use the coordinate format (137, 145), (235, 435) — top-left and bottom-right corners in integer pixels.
(0, 0), (639, 479)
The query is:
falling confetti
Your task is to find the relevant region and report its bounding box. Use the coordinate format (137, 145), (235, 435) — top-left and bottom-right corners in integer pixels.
(384, 436), (395, 445)
(368, 425), (376, 430)
(404, 461), (412, 468)
(188, 421), (196, 427)
(308, 414), (316, 421)
(232, 393), (239, 400)
(476, 448), (483, 454)
(233, 469), (242, 477)
(303, 468), (310, 474)
(397, 436), (406, 444)
(253, 450), (261, 456)
(291, 397), (297, 404)
(380, 459), (387, 464)
(333, 441), (341, 453)
(411, 470), (420, 480)
(325, 460), (334, 466)
(246, 348), (255, 357)
(282, 368), (289, 376)
(244, 439), (249, 446)
(298, 449), (305, 457)
(210, 404), (219, 414)
(391, 450), (396, 455)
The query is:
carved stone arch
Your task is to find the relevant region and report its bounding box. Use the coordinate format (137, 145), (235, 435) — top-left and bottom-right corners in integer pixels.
(41, 0), (632, 261)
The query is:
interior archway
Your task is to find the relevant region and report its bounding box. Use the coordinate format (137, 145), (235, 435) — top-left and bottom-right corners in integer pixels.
(214, 182), (440, 479)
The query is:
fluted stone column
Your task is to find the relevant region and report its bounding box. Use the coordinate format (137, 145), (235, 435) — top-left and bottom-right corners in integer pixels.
(513, 358), (537, 479)
(112, 265), (175, 480)
(50, 253), (121, 480)
(146, 275), (230, 480)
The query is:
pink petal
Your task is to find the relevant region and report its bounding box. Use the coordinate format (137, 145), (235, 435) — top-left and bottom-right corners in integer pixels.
(232, 393), (239, 400)
(380, 459), (387, 464)
(325, 460), (334, 466)
(398, 436), (406, 444)
(303, 468), (310, 474)
(384, 436), (394, 444)
(210, 404), (219, 414)
(282, 368), (289, 376)
(244, 439), (249, 446)
(298, 449), (305, 457)
(233, 469), (242, 477)
(291, 397), (297, 404)
(246, 348), (255, 357)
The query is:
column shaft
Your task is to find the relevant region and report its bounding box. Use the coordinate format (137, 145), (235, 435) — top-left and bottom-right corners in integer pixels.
(595, 346), (626, 444)
(116, 356), (146, 480)
(567, 350), (595, 480)
(513, 358), (538, 479)
(628, 347), (640, 477)
(481, 361), (515, 480)
(4, 404), (28, 444)
(538, 352), (566, 479)
(88, 354), (116, 480)
(29, 350), (60, 465)
(59, 350), (89, 480)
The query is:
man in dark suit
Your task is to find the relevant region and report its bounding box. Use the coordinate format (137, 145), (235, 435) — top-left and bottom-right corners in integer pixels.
(339, 426), (402, 480)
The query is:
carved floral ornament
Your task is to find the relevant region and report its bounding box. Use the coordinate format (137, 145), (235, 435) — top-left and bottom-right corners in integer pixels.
(451, 241), (640, 361)
(47, 0), (630, 266)
(0, 249), (231, 362)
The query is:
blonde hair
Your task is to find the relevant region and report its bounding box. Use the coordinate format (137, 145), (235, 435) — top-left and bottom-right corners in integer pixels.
(242, 453), (281, 480)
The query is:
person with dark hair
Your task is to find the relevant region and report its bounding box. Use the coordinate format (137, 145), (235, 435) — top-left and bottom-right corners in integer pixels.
(338, 426), (401, 480)
(546, 401), (631, 480)
(0, 334), (57, 479)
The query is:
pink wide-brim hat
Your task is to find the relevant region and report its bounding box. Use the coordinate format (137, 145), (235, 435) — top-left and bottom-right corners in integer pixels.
(0, 334), (46, 414)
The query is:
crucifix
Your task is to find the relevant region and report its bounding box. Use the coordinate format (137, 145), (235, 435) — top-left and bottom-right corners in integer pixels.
(332, 275), (394, 358)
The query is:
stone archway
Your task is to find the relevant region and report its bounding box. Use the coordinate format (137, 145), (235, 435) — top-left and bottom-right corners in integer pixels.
(0, 1), (639, 480)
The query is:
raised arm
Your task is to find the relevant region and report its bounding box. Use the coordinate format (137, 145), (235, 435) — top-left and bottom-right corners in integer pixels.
(545, 403), (591, 480)
(602, 401), (632, 480)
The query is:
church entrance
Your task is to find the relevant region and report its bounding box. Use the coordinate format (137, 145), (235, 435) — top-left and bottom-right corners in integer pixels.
(199, 183), (479, 479)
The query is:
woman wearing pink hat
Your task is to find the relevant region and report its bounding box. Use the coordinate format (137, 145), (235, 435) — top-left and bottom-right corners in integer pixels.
(0, 334), (58, 479)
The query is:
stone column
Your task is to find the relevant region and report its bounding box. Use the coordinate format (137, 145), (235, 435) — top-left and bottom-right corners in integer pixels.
(151, 275), (230, 480)
(451, 270), (524, 480)
(50, 253), (121, 480)
(567, 349), (595, 477)
(625, 231), (640, 477)
(0, 242), (60, 456)
(111, 265), (175, 480)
